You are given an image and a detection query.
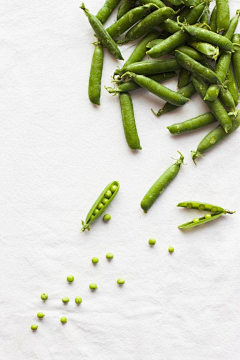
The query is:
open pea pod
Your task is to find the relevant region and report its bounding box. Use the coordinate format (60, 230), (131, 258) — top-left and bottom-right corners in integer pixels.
(177, 201), (235, 214)
(81, 181), (120, 232)
(178, 212), (224, 229)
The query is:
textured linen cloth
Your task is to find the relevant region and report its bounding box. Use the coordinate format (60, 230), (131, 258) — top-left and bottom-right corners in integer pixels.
(0, 1), (240, 359)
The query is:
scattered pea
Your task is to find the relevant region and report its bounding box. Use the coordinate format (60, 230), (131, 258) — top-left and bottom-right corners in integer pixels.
(148, 238), (156, 245)
(60, 317), (67, 323)
(193, 218), (200, 224)
(117, 278), (125, 285)
(62, 297), (70, 303)
(40, 293), (48, 301)
(106, 252), (114, 259)
(89, 283), (98, 290)
(75, 296), (82, 305)
(31, 324), (38, 331)
(37, 312), (45, 318)
(168, 247), (174, 253)
(105, 190), (112, 199)
(67, 275), (74, 283)
(92, 257), (99, 264)
(103, 214), (111, 222)
(205, 214), (212, 219)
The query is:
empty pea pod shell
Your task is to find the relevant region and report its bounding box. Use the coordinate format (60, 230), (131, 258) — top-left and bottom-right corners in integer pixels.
(177, 201), (235, 213)
(178, 212), (224, 229)
(81, 181), (120, 232)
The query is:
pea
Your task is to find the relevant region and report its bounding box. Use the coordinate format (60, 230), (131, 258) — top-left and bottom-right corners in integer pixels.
(103, 214), (111, 222)
(62, 297), (69, 303)
(205, 214), (212, 219)
(110, 184), (118, 192)
(148, 238), (156, 245)
(105, 190), (112, 199)
(168, 247), (174, 253)
(67, 275), (74, 282)
(75, 296), (82, 305)
(90, 215), (95, 221)
(106, 252), (114, 259)
(37, 312), (45, 318)
(198, 204), (205, 210)
(98, 203), (104, 210)
(40, 293), (48, 301)
(31, 324), (38, 330)
(117, 278), (125, 285)
(60, 317), (67, 323)
(89, 283), (98, 290)
(94, 208), (99, 215)
(211, 207), (218, 212)
(193, 218), (200, 224)
(92, 257), (99, 264)
(102, 198), (109, 205)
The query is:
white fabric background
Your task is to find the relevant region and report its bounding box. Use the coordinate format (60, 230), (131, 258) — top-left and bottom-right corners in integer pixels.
(1, 1), (240, 359)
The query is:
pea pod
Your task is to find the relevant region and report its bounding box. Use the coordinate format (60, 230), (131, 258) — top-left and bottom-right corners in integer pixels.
(88, 44), (104, 105)
(96, 0), (121, 24)
(178, 68), (191, 89)
(159, 19), (181, 34)
(178, 212), (224, 229)
(139, 0), (165, 8)
(117, 0), (135, 20)
(216, 0), (230, 33)
(81, 181), (120, 232)
(80, 4), (124, 60)
(209, 6), (217, 32)
(146, 40), (204, 60)
(141, 152), (185, 213)
(191, 110), (240, 164)
(223, 11), (240, 40)
(199, 3), (209, 24)
(167, 112), (217, 135)
(177, 201), (235, 213)
(226, 67), (239, 106)
(122, 72), (190, 106)
(115, 59), (180, 76)
(219, 87), (236, 113)
(232, 34), (240, 91)
(187, 39), (219, 60)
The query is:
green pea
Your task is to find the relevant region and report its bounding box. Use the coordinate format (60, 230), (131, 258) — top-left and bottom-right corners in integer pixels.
(60, 317), (67, 323)
(62, 297), (69, 303)
(106, 252), (114, 259)
(110, 185), (118, 192)
(92, 257), (99, 264)
(148, 238), (156, 245)
(94, 208), (99, 215)
(168, 247), (174, 253)
(198, 204), (205, 210)
(37, 312), (45, 318)
(193, 218), (200, 224)
(103, 214), (111, 222)
(205, 214), (212, 219)
(105, 190), (112, 199)
(102, 198), (109, 205)
(67, 275), (74, 282)
(75, 296), (82, 305)
(31, 324), (38, 330)
(98, 203), (104, 210)
(117, 278), (125, 285)
(187, 203), (192, 208)
(211, 207), (217, 212)
(90, 215), (95, 221)
(40, 293), (48, 301)
(89, 283), (97, 290)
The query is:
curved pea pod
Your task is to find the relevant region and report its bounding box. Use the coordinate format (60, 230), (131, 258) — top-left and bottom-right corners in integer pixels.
(167, 112), (217, 135)
(96, 0), (121, 24)
(184, 0), (207, 25)
(177, 201), (235, 213)
(88, 44), (104, 105)
(187, 39), (219, 60)
(216, 0), (230, 33)
(191, 110), (240, 164)
(141, 152), (185, 213)
(115, 59), (181, 76)
(81, 181), (120, 232)
(226, 67), (239, 107)
(223, 10), (240, 40)
(122, 7), (176, 43)
(192, 76), (232, 133)
(209, 6), (217, 32)
(232, 34), (240, 92)
(117, 0), (135, 20)
(178, 212), (224, 229)
(122, 72), (190, 106)
(80, 4), (124, 60)
(175, 51), (221, 85)
(153, 82), (196, 116)
(219, 87), (237, 114)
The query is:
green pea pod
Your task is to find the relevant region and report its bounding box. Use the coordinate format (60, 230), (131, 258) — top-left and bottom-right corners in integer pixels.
(159, 19), (181, 34)
(115, 59), (181, 76)
(81, 181), (120, 232)
(185, 1), (206, 25)
(88, 44), (104, 105)
(178, 68), (191, 89)
(178, 212), (224, 229)
(187, 39), (219, 60)
(223, 10), (240, 40)
(175, 51), (221, 85)
(192, 76), (232, 133)
(147, 31), (189, 58)
(167, 112), (217, 135)
(219, 87), (236, 113)
(122, 72), (190, 106)
(120, 93), (142, 150)
(117, 0), (135, 20)
(139, 0), (165, 8)
(199, 3), (209, 24)
(191, 110), (240, 164)
(153, 82), (196, 116)
(107, 4), (154, 39)
(216, 0), (230, 33)
(141, 152), (185, 213)
(209, 6), (217, 32)
(80, 4), (124, 60)
(146, 40), (204, 60)
(232, 34), (240, 91)
(122, 7), (176, 43)
(96, 0), (121, 24)
(226, 67), (239, 106)
(177, 201), (235, 213)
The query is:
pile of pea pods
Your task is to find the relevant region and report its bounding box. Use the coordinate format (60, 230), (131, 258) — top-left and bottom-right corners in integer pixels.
(81, 0), (240, 163)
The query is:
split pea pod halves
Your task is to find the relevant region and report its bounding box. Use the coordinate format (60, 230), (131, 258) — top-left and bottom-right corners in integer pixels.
(177, 201), (235, 213)
(80, 4), (124, 60)
(81, 181), (120, 231)
(88, 44), (104, 105)
(141, 152), (185, 213)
